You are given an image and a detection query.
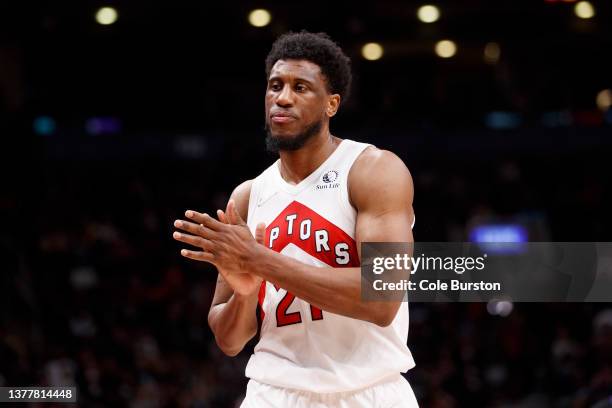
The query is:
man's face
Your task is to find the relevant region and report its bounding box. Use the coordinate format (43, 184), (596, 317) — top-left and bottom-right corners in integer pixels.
(265, 59), (332, 151)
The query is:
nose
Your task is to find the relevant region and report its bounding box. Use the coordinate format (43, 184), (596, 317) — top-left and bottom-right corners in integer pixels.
(276, 84), (294, 107)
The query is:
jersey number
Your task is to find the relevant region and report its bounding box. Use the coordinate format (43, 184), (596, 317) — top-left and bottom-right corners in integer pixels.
(276, 292), (323, 327)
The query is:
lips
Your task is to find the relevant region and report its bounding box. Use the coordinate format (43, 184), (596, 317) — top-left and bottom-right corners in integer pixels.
(270, 111), (297, 124)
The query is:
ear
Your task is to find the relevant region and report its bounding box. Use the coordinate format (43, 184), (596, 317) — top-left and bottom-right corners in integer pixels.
(326, 94), (341, 118)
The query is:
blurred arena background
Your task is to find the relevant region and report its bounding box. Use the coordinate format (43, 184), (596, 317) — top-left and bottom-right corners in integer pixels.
(1, 1), (612, 406)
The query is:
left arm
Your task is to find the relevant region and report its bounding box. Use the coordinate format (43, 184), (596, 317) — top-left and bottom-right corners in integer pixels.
(174, 148), (414, 327)
(246, 149), (414, 326)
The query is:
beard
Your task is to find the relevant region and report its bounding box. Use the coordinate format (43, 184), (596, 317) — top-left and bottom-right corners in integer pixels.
(265, 119), (323, 153)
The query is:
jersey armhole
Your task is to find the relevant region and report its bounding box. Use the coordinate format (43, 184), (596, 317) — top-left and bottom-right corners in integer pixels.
(246, 177), (261, 228)
(339, 144), (373, 230)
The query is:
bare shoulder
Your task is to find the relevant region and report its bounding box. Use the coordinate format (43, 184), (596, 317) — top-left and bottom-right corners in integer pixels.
(229, 179), (253, 220)
(351, 147), (412, 179)
(348, 147), (414, 210)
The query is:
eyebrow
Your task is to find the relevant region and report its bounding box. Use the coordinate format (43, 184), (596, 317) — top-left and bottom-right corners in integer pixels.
(268, 75), (315, 86)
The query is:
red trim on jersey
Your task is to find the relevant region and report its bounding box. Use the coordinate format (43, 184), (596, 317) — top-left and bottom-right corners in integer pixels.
(257, 280), (266, 323)
(265, 200), (360, 267)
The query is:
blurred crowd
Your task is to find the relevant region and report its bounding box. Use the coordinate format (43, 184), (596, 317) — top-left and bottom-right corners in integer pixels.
(2, 1), (612, 405)
(1, 139), (611, 407)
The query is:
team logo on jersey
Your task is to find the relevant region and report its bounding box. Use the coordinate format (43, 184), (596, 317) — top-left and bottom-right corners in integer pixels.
(265, 200), (359, 268)
(261, 200), (359, 327)
(317, 170), (340, 190)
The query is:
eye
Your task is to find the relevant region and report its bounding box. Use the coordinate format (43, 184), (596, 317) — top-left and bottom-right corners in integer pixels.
(269, 81), (282, 91)
(295, 84), (307, 92)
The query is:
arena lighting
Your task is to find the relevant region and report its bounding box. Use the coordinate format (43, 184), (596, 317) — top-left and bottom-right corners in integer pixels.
(361, 43), (384, 61)
(596, 89), (612, 111)
(484, 111), (522, 129)
(85, 117), (122, 135)
(541, 111), (573, 127)
(574, 1), (595, 19)
(484, 42), (501, 64)
(470, 224), (528, 254)
(434, 40), (456, 58)
(95, 7), (118, 25)
(174, 135), (208, 159)
(33, 116), (56, 136)
(487, 299), (514, 317)
(248, 9), (271, 27)
(417, 5), (440, 23)
(470, 225), (528, 244)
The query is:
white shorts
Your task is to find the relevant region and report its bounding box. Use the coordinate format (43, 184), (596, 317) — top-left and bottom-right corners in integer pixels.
(240, 375), (419, 408)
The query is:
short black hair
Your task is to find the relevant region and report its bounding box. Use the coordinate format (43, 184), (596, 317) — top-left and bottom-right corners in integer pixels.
(265, 31), (352, 103)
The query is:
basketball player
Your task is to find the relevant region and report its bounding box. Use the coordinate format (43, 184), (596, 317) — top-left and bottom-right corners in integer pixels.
(173, 31), (418, 407)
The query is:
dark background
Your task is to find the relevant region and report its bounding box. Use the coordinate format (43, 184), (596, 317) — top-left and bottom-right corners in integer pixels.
(1, 1), (611, 406)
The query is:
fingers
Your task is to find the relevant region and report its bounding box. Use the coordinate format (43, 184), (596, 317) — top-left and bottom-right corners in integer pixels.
(227, 199), (246, 226)
(174, 219), (216, 239)
(173, 231), (213, 251)
(255, 222), (266, 246)
(184, 210), (225, 231)
(180, 249), (215, 263)
(217, 209), (228, 224)
(225, 200), (232, 221)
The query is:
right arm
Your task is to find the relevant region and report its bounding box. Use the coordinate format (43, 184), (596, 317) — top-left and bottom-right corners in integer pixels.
(206, 180), (260, 356)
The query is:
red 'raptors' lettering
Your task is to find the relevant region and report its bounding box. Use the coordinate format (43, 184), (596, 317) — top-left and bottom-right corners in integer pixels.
(261, 200), (359, 328)
(265, 200), (359, 267)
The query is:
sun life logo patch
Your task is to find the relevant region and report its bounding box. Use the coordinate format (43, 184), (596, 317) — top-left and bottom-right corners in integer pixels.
(322, 170), (338, 183)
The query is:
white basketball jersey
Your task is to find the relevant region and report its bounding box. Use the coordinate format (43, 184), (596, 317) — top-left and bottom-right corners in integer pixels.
(245, 139), (415, 393)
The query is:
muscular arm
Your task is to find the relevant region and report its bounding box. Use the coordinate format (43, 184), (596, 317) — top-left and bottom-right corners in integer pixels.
(206, 180), (259, 356)
(175, 149), (414, 330)
(249, 148), (414, 326)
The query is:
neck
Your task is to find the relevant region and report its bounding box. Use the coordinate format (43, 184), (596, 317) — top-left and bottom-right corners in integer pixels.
(278, 127), (340, 185)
